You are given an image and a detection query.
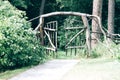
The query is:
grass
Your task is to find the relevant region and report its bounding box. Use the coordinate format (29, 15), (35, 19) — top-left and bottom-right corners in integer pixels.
(54, 49), (87, 59)
(56, 50), (78, 59)
(61, 58), (120, 80)
(0, 66), (31, 80)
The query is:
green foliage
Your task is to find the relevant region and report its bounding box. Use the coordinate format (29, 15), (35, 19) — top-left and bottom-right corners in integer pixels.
(0, 27), (46, 71)
(91, 42), (120, 58)
(8, 0), (60, 29)
(0, 0), (29, 29)
(116, 44), (120, 60)
(118, 56), (120, 60)
(58, 16), (85, 50)
(8, 0), (28, 9)
(0, 1), (46, 72)
(8, 0), (120, 34)
(90, 51), (101, 58)
(59, 0), (92, 13)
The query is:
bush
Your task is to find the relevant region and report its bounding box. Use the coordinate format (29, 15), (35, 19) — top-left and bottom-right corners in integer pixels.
(90, 42), (120, 58)
(0, 1), (46, 71)
(117, 44), (120, 60)
(0, 27), (46, 70)
(90, 51), (101, 58)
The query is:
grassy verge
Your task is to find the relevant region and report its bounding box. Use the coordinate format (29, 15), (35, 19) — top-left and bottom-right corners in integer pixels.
(61, 58), (120, 80)
(0, 66), (31, 80)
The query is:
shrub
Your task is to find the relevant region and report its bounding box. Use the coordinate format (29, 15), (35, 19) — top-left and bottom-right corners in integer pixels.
(0, 27), (46, 70)
(117, 44), (120, 60)
(0, 1), (46, 71)
(90, 50), (101, 58)
(90, 42), (120, 58)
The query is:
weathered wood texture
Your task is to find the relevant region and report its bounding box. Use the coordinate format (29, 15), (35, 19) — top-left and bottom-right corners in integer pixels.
(82, 16), (91, 56)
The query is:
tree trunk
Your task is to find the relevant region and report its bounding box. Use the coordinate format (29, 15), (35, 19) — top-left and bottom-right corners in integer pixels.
(40, 0), (46, 15)
(108, 0), (115, 42)
(91, 0), (103, 48)
(39, 0), (46, 45)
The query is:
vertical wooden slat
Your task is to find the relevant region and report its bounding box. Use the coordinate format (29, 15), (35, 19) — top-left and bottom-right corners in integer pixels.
(65, 28), (68, 56)
(55, 21), (58, 51)
(53, 22), (55, 46)
(53, 22), (55, 48)
(71, 48), (72, 56)
(79, 33), (81, 52)
(75, 29), (77, 56)
(66, 49), (68, 56)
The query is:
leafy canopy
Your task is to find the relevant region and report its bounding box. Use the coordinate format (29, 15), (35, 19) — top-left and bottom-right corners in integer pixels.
(0, 0), (30, 29)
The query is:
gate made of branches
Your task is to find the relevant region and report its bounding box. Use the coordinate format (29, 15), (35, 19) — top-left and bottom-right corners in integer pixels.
(35, 12), (107, 57)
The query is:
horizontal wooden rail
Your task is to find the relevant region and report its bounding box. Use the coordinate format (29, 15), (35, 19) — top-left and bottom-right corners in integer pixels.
(65, 46), (85, 49)
(91, 31), (103, 34)
(65, 27), (86, 30)
(44, 28), (57, 31)
(45, 47), (56, 51)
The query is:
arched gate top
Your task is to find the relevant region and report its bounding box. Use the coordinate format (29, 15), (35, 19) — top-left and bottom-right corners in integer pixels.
(35, 12), (105, 38)
(40, 12), (95, 18)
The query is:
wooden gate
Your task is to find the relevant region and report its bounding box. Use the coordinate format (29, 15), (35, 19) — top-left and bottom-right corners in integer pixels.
(43, 21), (57, 52)
(35, 12), (105, 56)
(64, 20), (87, 55)
(43, 20), (87, 56)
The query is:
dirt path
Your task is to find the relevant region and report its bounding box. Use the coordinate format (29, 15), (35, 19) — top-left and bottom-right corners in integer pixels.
(61, 58), (120, 80)
(9, 58), (120, 80)
(9, 59), (79, 80)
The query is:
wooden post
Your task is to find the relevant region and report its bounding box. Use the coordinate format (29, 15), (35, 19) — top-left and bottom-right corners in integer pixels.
(65, 28), (68, 56)
(40, 17), (44, 45)
(75, 29), (77, 56)
(66, 49), (68, 56)
(82, 16), (91, 57)
(71, 49), (72, 56)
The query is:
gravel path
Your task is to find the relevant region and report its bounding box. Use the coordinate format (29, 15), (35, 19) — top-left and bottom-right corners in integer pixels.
(9, 59), (79, 80)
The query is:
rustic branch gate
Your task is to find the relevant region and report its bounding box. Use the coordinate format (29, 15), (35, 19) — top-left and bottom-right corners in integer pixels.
(64, 19), (87, 56)
(43, 21), (57, 51)
(35, 12), (104, 56)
